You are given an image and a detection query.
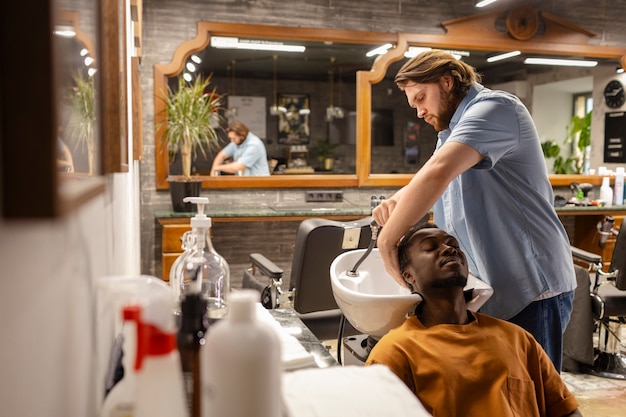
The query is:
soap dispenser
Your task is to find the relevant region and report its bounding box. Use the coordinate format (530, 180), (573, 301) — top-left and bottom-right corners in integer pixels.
(182, 197), (230, 321)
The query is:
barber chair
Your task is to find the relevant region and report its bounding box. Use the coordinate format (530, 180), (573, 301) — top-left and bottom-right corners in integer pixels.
(571, 216), (626, 380)
(242, 216), (375, 341)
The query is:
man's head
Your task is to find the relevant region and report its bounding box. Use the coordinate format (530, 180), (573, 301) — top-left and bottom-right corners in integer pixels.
(227, 121), (250, 145)
(394, 50), (481, 132)
(397, 223), (468, 293)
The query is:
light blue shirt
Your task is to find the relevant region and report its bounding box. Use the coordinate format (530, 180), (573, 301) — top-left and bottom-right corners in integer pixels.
(433, 83), (576, 319)
(223, 132), (270, 176)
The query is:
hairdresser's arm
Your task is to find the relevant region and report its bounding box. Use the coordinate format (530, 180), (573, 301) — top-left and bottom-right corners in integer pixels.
(374, 142), (482, 286)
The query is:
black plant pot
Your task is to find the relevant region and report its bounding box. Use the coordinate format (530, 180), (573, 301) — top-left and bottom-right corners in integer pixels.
(168, 178), (202, 212)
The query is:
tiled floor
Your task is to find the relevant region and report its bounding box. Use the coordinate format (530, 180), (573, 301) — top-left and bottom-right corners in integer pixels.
(322, 338), (626, 416)
(561, 371), (626, 416)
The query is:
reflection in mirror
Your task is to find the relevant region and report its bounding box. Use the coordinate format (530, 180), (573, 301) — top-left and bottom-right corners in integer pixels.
(361, 9), (626, 182)
(167, 36), (379, 176)
(154, 22), (397, 189)
(55, 10), (100, 178)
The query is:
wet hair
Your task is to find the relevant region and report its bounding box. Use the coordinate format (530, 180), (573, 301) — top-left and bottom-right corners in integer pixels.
(394, 50), (481, 99)
(226, 121), (249, 138)
(397, 222), (439, 274)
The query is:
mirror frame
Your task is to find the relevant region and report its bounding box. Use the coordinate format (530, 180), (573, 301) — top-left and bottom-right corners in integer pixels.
(154, 21), (396, 190)
(155, 10), (626, 191)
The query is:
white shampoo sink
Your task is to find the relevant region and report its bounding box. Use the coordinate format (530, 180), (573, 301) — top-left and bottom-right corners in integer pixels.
(330, 248), (494, 337)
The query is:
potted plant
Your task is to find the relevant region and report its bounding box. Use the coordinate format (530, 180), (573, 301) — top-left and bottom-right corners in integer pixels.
(541, 112), (591, 175)
(160, 74), (224, 211)
(313, 138), (339, 171)
(67, 72), (97, 175)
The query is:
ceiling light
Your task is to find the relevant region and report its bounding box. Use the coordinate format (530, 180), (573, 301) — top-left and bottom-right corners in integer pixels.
(617, 67), (624, 74)
(80, 48), (89, 57)
(190, 54), (202, 64)
(53, 25), (76, 37)
(405, 46), (432, 58)
(186, 62), (196, 72)
(475, 0), (499, 7)
(487, 51), (521, 63)
(211, 36), (305, 53)
(87, 68), (97, 77)
(183, 72), (192, 82)
(524, 57), (598, 67)
(366, 43), (393, 57)
(84, 56), (94, 66)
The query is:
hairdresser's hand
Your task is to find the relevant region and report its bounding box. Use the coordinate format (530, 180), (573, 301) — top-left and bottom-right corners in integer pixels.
(372, 198), (397, 226)
(376, 226), (406, 289)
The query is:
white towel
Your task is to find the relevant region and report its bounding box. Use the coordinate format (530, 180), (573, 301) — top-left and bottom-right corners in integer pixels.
(281, 365), (432, 417)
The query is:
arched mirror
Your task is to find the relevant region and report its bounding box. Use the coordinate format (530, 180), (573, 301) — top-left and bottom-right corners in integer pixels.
(357, 7), (626, 187)
(154, 22), (396, 189)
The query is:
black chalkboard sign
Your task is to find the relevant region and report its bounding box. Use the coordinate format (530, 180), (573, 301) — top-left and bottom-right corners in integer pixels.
(605, 111), (626, 163)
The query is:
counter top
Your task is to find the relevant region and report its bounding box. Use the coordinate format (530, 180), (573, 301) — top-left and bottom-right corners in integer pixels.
(155, 203), (372, 220)
(155, 204), (626, 220)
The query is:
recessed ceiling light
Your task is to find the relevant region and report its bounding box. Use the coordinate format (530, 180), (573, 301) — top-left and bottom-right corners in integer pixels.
(487, 51), (521, 63)
(524, 57), (598, 67)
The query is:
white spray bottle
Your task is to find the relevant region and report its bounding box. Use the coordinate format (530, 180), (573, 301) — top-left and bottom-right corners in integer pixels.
(182, 197), (230, 321)
(126, 292), (188, 417)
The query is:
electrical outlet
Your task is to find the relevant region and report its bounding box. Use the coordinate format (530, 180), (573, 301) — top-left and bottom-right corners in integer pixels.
(305, 190), (343, 202)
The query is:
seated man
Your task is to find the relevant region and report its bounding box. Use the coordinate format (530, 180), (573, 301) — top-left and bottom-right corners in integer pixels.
(366, 223), (581, 417)
(211, 121), (270, 176)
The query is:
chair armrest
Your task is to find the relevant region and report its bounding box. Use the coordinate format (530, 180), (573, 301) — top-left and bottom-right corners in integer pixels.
(571, 246), (602, 264)
(250, 253), (284, 279)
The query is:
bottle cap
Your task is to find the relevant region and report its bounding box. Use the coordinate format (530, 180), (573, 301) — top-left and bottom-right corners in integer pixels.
(229, 290), (258, 323)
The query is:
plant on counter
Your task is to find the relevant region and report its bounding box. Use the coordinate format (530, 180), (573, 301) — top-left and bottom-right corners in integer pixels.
(159, 74), (225, 180)
(313, 138), (339, 170)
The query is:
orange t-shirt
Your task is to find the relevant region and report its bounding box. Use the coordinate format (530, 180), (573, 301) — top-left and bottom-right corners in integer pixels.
(366, 312), (579, 417)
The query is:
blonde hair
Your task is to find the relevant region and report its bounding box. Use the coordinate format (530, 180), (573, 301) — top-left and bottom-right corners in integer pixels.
(394, 50), (481, 99)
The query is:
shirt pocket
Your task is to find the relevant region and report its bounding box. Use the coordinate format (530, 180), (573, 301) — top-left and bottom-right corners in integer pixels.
(505, 376), (540, 417)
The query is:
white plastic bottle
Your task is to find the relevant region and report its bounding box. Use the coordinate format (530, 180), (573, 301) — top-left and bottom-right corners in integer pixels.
(600, 176), (613, 207)
(201, 290), (281, 417)
(182, 197), (230, 320)
(614, 167), (624, 206)
(126, 300), (189, 417)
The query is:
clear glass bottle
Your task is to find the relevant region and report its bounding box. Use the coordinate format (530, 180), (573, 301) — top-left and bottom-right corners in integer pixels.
(170, 230), (196, 314)
(182, 197), (230, 321)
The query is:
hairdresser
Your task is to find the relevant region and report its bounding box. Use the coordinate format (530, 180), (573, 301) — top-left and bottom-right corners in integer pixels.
(371, 50), (576, 372)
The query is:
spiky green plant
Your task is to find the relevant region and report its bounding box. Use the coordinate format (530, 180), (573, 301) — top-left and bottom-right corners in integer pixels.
(160, 74), (224, 179)
(67, 72), (97, 175)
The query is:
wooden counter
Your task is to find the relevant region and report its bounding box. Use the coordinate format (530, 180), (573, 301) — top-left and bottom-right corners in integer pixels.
(156, 207), (370, 281)
(155, 205), (626, 281)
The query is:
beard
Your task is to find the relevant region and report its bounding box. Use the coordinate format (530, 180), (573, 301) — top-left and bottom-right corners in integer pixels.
(430, 274), (468, 289)
(430, 86), (458, 132)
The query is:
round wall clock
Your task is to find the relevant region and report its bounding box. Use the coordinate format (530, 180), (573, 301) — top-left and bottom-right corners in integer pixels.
(604, 79), (625, 108)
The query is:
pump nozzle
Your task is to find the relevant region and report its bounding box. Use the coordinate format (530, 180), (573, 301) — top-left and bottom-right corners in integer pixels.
(183, 197), (209, 217)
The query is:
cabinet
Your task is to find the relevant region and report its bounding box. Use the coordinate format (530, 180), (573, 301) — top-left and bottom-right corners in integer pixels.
(157, 212), (365, 281)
